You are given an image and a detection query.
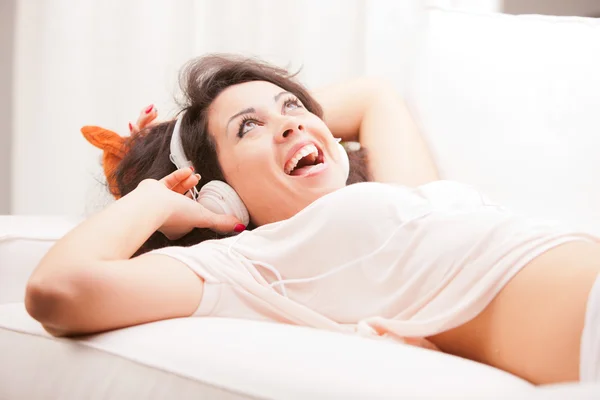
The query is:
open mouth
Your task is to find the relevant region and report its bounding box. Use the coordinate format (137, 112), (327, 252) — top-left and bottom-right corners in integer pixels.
(284, 143), (325, 176)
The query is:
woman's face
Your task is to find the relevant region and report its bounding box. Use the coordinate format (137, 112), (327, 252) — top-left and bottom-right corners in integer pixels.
(207, 80), (347, 226)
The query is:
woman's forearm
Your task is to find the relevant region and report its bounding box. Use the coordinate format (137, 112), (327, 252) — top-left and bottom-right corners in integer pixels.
(25, 183), (171, 330)
(28, 183), (169, 284)
(358, 86), (439, 186)
(25, 172), (210, 337)
(313, 78), (439, 186)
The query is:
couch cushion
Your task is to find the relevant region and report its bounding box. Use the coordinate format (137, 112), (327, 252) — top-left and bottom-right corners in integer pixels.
(0, 303), (534, 399)
(406, 7), (600, 236)
(0, 216), (80, 304)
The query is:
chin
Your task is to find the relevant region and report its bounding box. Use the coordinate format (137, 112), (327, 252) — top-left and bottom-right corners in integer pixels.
(247, 176), (345, 227)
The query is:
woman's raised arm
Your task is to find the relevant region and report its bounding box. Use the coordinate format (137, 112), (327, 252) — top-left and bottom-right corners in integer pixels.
(313, 78), (439, 186)
(25, 168), (242, 337)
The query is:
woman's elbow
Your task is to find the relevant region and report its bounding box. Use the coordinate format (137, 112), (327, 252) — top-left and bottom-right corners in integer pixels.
(363, 77), (401, 100)
(24, 272), (79, 336)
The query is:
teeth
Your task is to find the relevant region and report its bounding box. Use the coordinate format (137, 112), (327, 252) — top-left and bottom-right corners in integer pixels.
(285, 144), (318, 175)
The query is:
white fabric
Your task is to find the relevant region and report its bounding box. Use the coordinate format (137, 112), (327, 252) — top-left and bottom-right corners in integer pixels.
(406, 7), (600, 236)
(0, 216), (80, 304)
(150, 181), (595, 340)
(581, 274), (600, 382)
(9, 0), (501, 215)
(0, 302), (536, 399)
(4, 302), (600, 398)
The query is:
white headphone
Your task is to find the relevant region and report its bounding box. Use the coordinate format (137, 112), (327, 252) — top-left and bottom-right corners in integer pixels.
(169, 113), (350, 229)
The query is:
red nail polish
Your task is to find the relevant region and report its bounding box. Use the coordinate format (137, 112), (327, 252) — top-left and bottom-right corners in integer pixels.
(145, 104), (154, 114)
(128, 122), (133, 132)
(234, 224), (246, 233)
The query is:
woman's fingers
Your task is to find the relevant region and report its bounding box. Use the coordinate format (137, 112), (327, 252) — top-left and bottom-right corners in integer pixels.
(160, 167), (196, 192)
(129, 122), (139, 135)
(128, 104), (159, 135)
(160, 168), (244, 233)
(403, 337), (440, 351)
(136, 104), (158, 129)
(194, 205), (244, 233)
(172, 173), (200, 195)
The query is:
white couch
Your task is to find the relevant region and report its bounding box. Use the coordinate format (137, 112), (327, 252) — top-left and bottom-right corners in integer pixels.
(2, 7), (600, 399)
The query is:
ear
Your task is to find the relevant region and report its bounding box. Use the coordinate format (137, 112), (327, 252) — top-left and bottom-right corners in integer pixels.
(81, 126), (128, 159)
(81, 126), (128, 199)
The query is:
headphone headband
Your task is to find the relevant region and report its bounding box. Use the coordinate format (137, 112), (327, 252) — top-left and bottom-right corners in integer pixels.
(169, 113), (192, 170)
(169, 112), (199, 200)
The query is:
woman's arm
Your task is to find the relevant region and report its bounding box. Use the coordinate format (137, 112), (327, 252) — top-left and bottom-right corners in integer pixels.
(313, 78), (439, 186)
(25, 168), (239, 337)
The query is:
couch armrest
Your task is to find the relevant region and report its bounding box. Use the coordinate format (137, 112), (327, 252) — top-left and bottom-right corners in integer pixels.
(0, 216), (81, 304)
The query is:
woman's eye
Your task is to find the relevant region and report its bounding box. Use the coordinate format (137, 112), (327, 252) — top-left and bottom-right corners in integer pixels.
(238, 119), (258, 138)
(244, 120), (257, 131)
(284, 99), (302, 111)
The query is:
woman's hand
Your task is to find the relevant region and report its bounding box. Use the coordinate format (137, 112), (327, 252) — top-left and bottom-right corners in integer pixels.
(129, 104), (160, 134)
(138, 167), (245, 240)
(404, 337), (441, 352)
(127, 104), (244, 237)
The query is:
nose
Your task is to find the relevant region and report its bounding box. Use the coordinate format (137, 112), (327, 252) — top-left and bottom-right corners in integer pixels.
(277, 120), (304, 142)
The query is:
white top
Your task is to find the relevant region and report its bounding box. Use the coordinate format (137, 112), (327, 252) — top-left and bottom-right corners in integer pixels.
(150, 181), (596, 341)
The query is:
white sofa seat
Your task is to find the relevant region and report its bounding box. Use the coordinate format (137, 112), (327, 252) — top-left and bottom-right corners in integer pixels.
(0, 302), (536, 399)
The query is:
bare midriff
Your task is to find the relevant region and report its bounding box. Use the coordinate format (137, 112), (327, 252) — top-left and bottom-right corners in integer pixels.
(427, 241), (600, 385)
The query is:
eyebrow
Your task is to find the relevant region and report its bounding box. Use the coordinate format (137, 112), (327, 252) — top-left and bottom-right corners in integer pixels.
(273, 90), (290, 103)
(226, 91), (291, 134)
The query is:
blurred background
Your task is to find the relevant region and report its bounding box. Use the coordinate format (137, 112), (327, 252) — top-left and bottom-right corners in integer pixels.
(1, 0), (599, 216)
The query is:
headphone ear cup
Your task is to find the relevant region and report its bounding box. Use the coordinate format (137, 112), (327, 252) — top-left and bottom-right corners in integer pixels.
(196, 181), (250, 227)
(338, 143), (350, 181)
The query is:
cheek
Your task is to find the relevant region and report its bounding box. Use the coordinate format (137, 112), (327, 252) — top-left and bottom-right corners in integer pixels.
(305, 115), (333, 137)
(221, 141), (275, 181)
(222, 143), (279, 207)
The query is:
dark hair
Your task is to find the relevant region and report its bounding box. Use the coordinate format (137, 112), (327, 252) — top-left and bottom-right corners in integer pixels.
(111, 54), (372, 256)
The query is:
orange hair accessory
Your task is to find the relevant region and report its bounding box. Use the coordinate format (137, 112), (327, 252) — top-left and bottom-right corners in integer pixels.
(81, 125), (129, 199)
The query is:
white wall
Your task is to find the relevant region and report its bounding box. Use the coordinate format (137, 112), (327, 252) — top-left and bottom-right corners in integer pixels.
(8, 0), (501, 216)
(504, 0), (600, 17)
(0, 0), (15, 214)
(428, 0), (500, 12)
(9, 0), (424, 216)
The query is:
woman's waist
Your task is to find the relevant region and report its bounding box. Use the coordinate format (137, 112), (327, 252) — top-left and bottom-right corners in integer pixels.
(429, 240), (600, 384)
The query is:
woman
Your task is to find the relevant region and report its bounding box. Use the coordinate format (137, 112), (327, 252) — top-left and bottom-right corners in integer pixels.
(25, 54), (599, 385)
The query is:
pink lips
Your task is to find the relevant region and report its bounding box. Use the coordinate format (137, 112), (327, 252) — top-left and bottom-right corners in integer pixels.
(295, 161), (328, 177)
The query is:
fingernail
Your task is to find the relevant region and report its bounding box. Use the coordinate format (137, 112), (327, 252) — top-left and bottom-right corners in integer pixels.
(234, 224), (246, 233)
(128, 122), (133, 132)
(194, 173), (201, 180)
(145, 104), (154, 114)
(190, 166), (194, 172)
